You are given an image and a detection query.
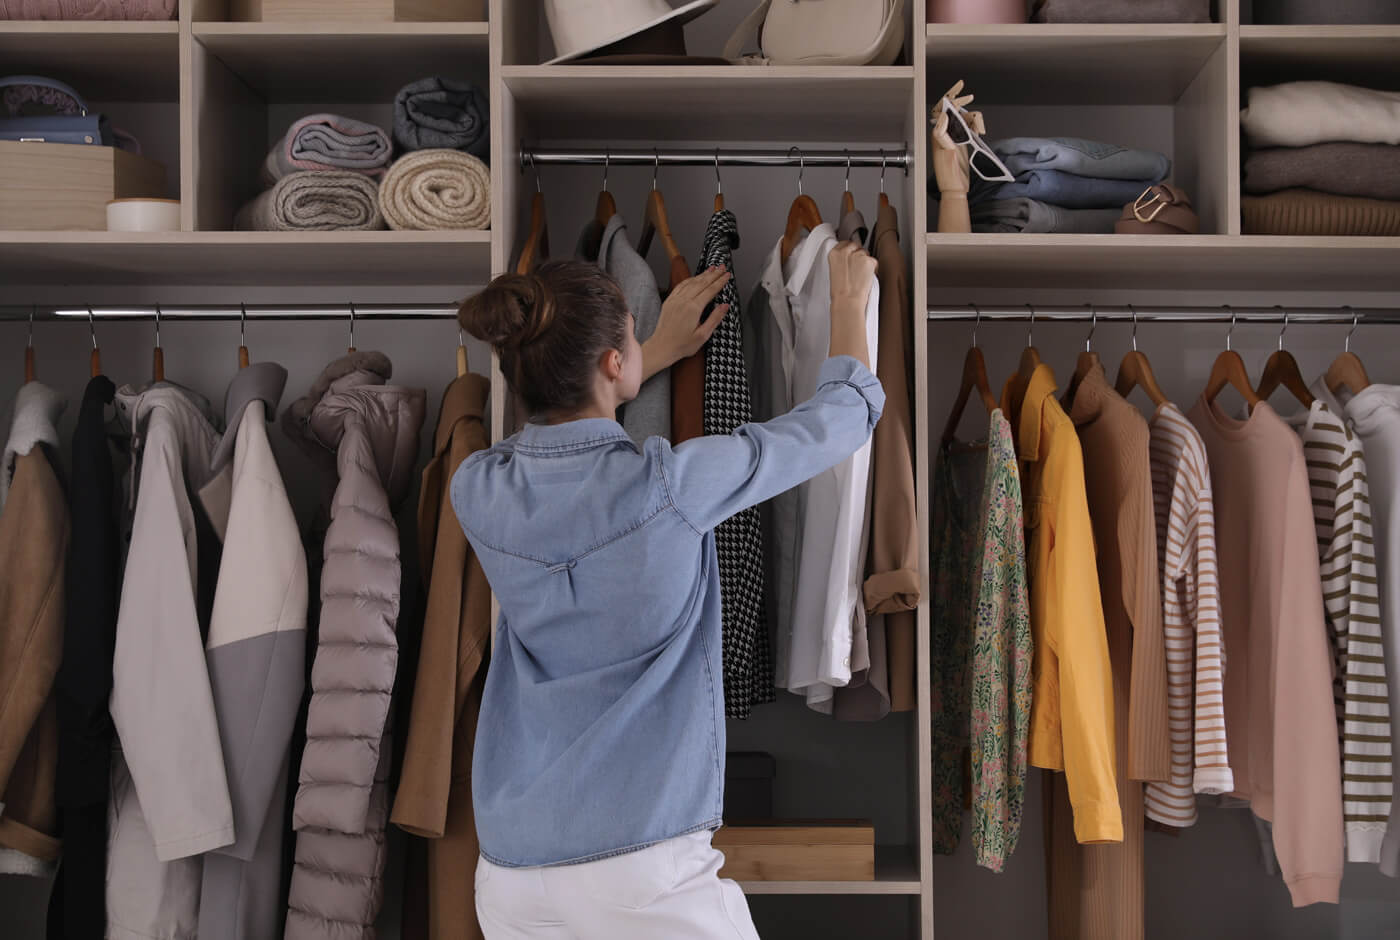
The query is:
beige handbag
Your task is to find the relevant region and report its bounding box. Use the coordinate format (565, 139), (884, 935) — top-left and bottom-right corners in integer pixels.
(723, 0), (906, 66)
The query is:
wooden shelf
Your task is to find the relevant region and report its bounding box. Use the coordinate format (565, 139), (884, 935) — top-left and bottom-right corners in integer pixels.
(0, 230), (491, 287)
(925, 233), (1400, 291)
(1240, 25), (1400, 89)
(0, 21), (179, 101)
(501, 66), (916, 142)
(926, 23), (1226, 104)
(193, 21), (489, 100)
(738, 846), (919, 896)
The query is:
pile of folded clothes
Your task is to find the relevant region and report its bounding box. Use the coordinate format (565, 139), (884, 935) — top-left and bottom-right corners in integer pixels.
(967, 136), (1171, 234)
(1241, 81), (1400, 236)
(236, 77), (491, 232)
(1030, 0), (1210, 21)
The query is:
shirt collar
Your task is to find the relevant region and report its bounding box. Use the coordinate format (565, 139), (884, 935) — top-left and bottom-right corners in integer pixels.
(435, 372), (490, 456)
(515, 417), (634, 454)
(1065, 357), (1111, 427)
(1001, 363), (1059, 462)
(783, 222), (836, 300)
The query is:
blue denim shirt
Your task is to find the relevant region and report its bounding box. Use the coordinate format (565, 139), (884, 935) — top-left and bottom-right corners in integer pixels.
(453, 355), (884, 867)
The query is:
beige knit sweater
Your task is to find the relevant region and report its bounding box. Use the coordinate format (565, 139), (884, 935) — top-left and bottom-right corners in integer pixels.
(1242, 188), (1400, 236)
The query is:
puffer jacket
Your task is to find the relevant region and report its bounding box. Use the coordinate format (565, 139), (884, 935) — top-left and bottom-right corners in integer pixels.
(282, 351), (425, 940)
(0, 381), (68, 876)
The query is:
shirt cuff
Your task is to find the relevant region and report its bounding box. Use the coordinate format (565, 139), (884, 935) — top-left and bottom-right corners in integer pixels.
(1286, 873), (1341, 907)
(1072, 799), (1124, 844)
(1193, 767), (1234, 796)
(816, 355), (886, 430)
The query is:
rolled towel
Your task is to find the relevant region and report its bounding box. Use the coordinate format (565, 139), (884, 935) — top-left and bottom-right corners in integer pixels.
(972, 198), (1120, 234)
(393, 78), (489, 158)
(1241, 82), (1400, 149)
(235, 171), (385, 232)
(1244, 142), (1400, 200)
(262, 113), (392, 183)
(1032, 0), (1209, 20)
(0, 0), (175, 18)
(378, 149), (490, 231)
(973, 170), (1158, 210)
(994, 137), (1171, 183)
(1241, 188), (1400, 236)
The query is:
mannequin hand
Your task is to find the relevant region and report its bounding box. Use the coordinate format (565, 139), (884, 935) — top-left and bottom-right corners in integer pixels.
(641, 266), (730, 381)
(827, 241), (876, 369)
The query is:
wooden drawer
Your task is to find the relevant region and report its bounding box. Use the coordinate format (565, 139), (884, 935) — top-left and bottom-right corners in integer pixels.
(0, 141), (167, 231)
(713, 821), (875, 882)
(227, 0), (486, 21)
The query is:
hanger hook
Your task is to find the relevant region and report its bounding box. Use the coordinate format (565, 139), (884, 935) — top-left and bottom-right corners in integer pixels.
(1025, 303), (1035, 348)
(1345, 305), (1358, 353)
(348, 302), (356, 348)
(1224, 305), (1235, 352)
(1085, 304), (1097, 352)
(1129, 304), (1139, 352)
(27, 305), (34, 349)
(1274, 305), (1288, 351)
(714, 148), (723, 196)
(652, 147), (659, 192)
(844, 149), (851, 193)
(240, 302), (247, 347)
(787, 146), (804, 196)
(602, 148), (609, 194)
(969, 303), (981, 349)
(154, 302), (161, 347)
(88, 306), (97, 350)
(879, 148), (887, 194)
(529, 152), (541, 194)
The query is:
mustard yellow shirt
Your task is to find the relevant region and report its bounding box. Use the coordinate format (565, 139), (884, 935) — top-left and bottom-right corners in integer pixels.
(1003, 364), (1122, 844)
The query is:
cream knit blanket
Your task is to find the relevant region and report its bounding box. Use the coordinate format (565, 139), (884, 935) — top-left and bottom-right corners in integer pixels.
(378, 150), (490, 231)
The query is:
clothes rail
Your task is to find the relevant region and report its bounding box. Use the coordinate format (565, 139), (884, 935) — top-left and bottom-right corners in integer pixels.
(519, 146), (913, 173)
(927, 305), (1400, 325)
(0, 304), (459, 321)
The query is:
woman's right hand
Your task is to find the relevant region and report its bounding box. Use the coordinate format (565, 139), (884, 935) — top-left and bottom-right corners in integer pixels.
(641, 267), (731, 382)
(827, 241), (877, 370)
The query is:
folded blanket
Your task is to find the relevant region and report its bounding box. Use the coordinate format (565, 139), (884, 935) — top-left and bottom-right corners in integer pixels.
(974, 170), (1157, 210)
(972, 198), (1120, 234)
(262, 113), (391, 183)
(378, 150), (490, 231)
(393, 78), (489, 158)
(995, 137), (1171, 182)
(1242, 82), (1400, 149)
(1032, 0), (1209, 21)
(1241, 188), (1400, 236)
(1244, 142), (1400, 200)
(235, 171), (384, 232)
(0, 0), (175, 18)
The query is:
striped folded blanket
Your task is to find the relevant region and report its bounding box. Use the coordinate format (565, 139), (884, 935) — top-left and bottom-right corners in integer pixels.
(235, 171), (385, 232)
(262, 113), (392, 183)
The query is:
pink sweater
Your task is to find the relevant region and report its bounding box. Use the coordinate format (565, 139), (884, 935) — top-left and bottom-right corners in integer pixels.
(1188, 396), (1343, 908)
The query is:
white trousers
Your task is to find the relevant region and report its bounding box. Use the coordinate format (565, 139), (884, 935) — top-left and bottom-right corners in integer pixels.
(475, 831), (762, 939)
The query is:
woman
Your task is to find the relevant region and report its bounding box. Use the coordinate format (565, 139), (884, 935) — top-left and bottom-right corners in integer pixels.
(454, 242), (885, 938)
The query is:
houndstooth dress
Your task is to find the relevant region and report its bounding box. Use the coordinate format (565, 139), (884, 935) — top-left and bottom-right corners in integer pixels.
(697, 209), (772, 718)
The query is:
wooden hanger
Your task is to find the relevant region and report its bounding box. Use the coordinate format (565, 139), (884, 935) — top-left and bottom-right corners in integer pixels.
(516, 157), (550, 275)
(88, 308), (102, 378)
(1114, 306), (1169, 407)
(781, 149), (823, 264)
(1326, 309), (1371, 397)
(940, 306), (998, 445)
(713, 149), (725, 212)
(638, 153), (681, 262)
(1016, 304), (1042, 382)
(238, 303), (250, 369)
(456, 328), (468, 378)
(1204, 308), (1261, 410)
(23, 308), (35, 383)
(594, 149), (616, 227)
(1255, 308), (1313, 408)
(151, 304), (165, 382)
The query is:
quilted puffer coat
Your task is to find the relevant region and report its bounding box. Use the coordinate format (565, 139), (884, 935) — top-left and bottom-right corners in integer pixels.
(282, 351), (425, 940)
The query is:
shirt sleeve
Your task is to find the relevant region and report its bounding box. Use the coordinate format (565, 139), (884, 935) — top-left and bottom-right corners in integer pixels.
(1187, 453), (1232, 795)
(660, 355), (884, 534)
(1121, 442), (1170, 784)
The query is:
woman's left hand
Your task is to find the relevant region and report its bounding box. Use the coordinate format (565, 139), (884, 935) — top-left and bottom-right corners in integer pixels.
(641, 267), (731, 382)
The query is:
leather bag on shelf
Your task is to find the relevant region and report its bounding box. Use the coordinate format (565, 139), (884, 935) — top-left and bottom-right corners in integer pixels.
(0, 75), (112, 147)
(723, 0), (906, 66)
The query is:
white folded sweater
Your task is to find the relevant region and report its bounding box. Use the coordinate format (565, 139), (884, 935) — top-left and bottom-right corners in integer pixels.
(1242, 81), (1400, 149)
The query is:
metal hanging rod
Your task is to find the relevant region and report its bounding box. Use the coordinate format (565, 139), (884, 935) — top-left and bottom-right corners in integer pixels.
(928, 305), (1400, 325)
(0, 303), (460, 322)
(519, 145), (912, 174)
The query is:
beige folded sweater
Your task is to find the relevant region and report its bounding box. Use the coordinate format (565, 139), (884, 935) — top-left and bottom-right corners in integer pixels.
(1241, 188), (1400, 236)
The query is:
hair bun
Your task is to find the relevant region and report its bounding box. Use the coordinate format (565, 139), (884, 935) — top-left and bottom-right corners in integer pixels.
(458, 272), (556, 351)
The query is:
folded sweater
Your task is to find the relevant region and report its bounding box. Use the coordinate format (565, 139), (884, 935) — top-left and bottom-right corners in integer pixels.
(1244, 143), (1400, 201)
(1242, 82), (1400, 149)
(1032, 0), (1209, 20)
(995, 137), (1171, 182)
(1241, 188), (1400, 236)
(972, 198), (1120, 234)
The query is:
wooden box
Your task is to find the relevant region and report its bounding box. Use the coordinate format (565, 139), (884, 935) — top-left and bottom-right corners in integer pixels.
(0, 141), (167, 231)
(713, 820), (875, 882)
(228, 0), (486, 21)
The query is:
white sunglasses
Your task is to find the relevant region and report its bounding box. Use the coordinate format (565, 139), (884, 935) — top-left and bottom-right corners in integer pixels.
(936, 97), (1015, 184)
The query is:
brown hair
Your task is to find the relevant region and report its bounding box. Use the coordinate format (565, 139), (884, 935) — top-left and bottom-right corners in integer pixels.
(458, 261), (630, 417)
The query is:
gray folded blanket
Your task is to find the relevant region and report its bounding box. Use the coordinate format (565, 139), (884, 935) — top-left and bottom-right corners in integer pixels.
(393, 78), (489, 158)
(1244, 142), (1400, 201)
(972, 198), (1121, 234)
(235, 171), (385, 231)
(1032, 0), (1209, 20)
(0, 0), (175, 17)
(262, 113), (391, 183)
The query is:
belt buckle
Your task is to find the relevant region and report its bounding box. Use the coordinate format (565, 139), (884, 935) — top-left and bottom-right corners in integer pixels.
(1134, 188), (1167, 224)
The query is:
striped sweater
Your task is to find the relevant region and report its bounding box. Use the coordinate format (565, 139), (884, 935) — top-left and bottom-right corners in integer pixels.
(1144, 403), (1233, 827)
(1288, 393), (1391, 864)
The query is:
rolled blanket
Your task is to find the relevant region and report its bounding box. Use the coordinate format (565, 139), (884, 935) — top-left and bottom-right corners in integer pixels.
(262, 113), (391, 183)
(235, 171), (384, 232)
(972, 198), (1120, 234)
(378, 150), (490, 231)
(0, 0), (175, 18)
(1241, 188), (1400, 236)
(1244, 142), (1400, 201)
(393, 78), (489, 158)
(973, 170), (1158, 210)
(1242, 82), (1400, 149)
(1032, 0), (1209, 20)
(994, 137), (1171, 183)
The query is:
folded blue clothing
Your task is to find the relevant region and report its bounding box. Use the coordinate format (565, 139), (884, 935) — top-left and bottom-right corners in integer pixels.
(971, 198), (1121, 234)
(974, 170), (1156, 210)
(994, 136), (1172, 182)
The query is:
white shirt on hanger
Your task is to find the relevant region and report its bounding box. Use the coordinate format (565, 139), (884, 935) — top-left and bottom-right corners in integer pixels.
(771, 222), (881, 713)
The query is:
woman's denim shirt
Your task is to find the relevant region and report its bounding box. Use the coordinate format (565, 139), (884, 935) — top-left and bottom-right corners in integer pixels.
(453, 355), (884, 867)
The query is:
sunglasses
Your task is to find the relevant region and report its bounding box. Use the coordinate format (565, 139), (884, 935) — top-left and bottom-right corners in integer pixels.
(937, 97), (1015, 184)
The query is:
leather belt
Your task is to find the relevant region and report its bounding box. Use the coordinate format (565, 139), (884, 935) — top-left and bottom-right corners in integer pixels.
(1115, 184), (1199, 235)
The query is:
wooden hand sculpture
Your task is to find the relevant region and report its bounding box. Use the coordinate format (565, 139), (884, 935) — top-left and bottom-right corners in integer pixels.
(931, 80), (986, 234)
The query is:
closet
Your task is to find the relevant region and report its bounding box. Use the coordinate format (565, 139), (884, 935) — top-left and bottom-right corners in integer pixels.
(2, 0), (1399, 937)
